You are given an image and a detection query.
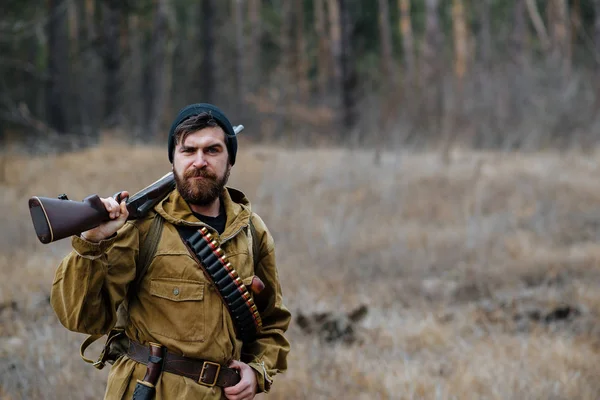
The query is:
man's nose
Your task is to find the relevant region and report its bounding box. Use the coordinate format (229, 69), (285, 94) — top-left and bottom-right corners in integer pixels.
(192, 153), (208, 169)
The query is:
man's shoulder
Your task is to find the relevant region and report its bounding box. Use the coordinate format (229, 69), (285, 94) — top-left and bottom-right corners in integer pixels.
(248, 211), (268, 231)
(247, 211), (275, 254)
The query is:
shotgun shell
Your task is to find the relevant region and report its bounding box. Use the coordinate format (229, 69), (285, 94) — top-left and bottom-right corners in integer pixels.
(237, 283), (247, 294)
(228, 269), (239, 281)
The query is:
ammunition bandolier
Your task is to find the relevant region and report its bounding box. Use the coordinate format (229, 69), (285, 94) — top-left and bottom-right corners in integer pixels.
(51, 187), (291, 400)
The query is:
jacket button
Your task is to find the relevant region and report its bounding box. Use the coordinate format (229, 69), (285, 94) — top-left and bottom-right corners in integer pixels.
(173, 288), (180, 296)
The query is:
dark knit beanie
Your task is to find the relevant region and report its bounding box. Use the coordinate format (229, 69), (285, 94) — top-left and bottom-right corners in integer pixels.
(168, 103), (238, 165)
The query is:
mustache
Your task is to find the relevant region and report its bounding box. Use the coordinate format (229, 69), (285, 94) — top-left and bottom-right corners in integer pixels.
(184, 168), (217, 180)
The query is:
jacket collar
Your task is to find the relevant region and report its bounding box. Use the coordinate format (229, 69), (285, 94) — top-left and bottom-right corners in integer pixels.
(155, 186), (252, 239)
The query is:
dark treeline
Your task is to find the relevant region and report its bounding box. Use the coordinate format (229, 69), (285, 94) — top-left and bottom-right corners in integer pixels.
(2, 0), (600, 152)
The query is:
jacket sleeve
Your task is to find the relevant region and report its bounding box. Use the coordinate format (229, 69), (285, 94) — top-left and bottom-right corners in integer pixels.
(242, 216), (291, 393)
(50, 222), (140, 335)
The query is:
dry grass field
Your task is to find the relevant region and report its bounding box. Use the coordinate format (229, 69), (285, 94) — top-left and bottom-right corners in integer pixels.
(2, 137), (600, 399)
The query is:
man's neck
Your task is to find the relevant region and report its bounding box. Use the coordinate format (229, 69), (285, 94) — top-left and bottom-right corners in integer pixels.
(189, 197), (221, 217)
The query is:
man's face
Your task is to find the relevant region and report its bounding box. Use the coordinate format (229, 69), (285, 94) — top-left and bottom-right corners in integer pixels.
(173, 126), (231, 207)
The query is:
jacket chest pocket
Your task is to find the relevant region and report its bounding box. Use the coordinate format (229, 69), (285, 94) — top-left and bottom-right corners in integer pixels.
(147, 278), (206, 342)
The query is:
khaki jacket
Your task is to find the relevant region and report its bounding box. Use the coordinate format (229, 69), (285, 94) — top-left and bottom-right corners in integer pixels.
(50, 187), (291, 399)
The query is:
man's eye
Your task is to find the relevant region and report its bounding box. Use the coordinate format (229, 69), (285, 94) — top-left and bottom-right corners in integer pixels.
(207, 147), (219, 154)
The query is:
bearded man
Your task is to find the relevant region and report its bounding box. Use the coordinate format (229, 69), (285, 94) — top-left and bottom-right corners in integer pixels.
(50, 103), (291, 400)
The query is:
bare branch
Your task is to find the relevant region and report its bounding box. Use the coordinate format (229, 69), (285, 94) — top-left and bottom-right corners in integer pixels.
(525, 0), (551, 51)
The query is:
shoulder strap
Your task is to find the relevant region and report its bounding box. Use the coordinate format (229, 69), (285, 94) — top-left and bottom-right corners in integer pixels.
(134, 214), (164, 290)
(248, 214), (260, 268)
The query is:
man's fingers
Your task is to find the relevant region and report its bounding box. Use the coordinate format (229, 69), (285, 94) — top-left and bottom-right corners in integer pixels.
(108, 198), (120, 218)
(118, 205), (128, 220)
(113, 190), (129, 203)
(224, 391), (251, 400)
(118, 191), (129, 219)
(224, 392), (251, 400)
(102, 195), (126, 219)
(224, 361), (256, 400)
(117, 190), (130, 204)
(101, 199), (114, 218)
(224, 383), (245, 396)
(224, 385), (254, 400)
(224, 361), (244, 395)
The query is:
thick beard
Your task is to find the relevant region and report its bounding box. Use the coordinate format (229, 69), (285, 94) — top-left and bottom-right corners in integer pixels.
(175, 165), (231, 207)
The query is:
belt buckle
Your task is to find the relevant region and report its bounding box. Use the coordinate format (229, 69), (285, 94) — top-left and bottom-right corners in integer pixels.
(199, 361), (221, 387)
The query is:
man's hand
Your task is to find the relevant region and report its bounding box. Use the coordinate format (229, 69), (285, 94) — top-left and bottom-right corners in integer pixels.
(80, 191), (129, 243)
(224, 360), (258, 400)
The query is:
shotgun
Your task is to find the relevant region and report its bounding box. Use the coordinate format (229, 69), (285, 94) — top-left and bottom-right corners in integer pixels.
(28, 125), (244, 244)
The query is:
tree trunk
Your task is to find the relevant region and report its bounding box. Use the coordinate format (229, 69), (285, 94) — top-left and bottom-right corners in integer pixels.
(377, 0), (397, 88)
(327, 0), (342, 92)
(270, 0), (295, 138)
(247, 0), (261, 92)
(571, 0), (582, 39)
(421, 0), (443, 132)
(339, 0), (357, 132)
(85, 0), (97, 41)
(128, 14), (143, 134)
(294, 0), (309, 102)
(593, 0), (600, 115)
(145, 0), (170, 138)
(70, 0), (95, 136)
(548, 0), (571, 74)
(315, 0), (330, 98)
(234, 0), (245, 113)
(452, 0), (468, 89)
(479, 0), (492, 68)
(201, 0), (216, 102)
(377, 0), (397, 132)
(280, 0), (294, 82)
(46, 0), (69, 134)
(525, 0), (550, 52)
(102, 0), (121, 128)
(398, 0), (415, 82)
(68, 0), (78, 49)
(448, 0), (469, 154)
(595, 0), (600, 56)
(512, 0), (528, 64)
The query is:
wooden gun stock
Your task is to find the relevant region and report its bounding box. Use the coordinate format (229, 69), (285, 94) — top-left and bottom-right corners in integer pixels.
(29, 194), (110, 244)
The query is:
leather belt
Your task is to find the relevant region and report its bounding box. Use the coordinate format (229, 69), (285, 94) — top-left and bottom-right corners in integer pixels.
(127, 340), (241, 388)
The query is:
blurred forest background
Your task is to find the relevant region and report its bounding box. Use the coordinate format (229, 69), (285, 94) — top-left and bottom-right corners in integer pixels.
(2, 0), (600, 152)
(5, 1), (600, 399)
